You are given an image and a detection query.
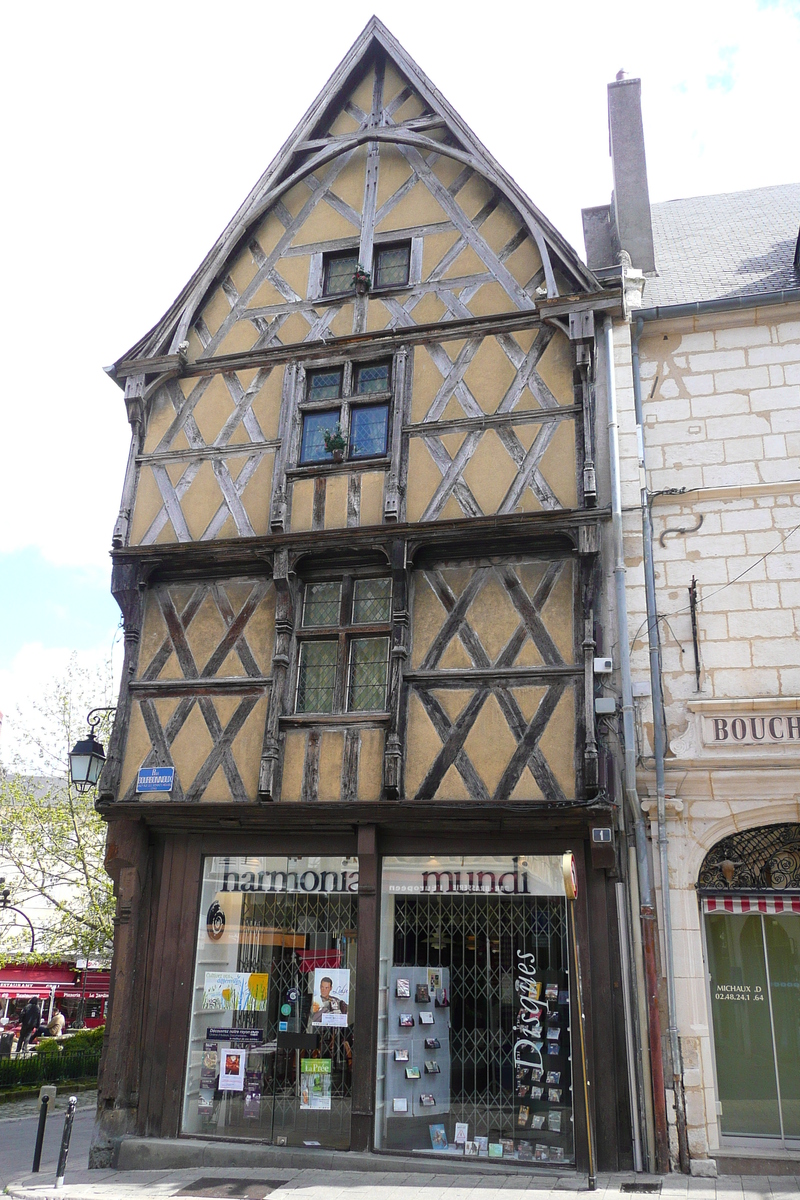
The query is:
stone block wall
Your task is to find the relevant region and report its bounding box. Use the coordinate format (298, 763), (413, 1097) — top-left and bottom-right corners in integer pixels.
(608, 300), (800, 1165)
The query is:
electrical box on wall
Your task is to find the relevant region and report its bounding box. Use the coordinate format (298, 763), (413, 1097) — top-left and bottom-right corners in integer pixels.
(589, 823), (616, 870)
(593, 657), (613, 674)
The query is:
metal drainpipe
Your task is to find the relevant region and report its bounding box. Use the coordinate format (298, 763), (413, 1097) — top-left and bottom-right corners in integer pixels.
(604, 316), (670, 1174)
(631, 316), (690, 1173)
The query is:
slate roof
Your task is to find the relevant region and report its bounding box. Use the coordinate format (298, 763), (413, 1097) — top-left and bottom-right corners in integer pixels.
(643, 182), (800, 309)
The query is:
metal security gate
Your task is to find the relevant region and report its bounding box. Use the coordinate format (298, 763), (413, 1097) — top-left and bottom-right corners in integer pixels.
(391, 890), (573, 1156)
(235, 889), (357, 1148)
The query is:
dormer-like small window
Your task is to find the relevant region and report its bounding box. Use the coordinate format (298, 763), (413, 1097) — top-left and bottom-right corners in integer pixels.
(323, 251), (359, 297)
(374, 243), (410, 289)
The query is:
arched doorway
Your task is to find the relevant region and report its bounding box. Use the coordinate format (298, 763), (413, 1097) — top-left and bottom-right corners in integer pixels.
(699, 824), (800, 1149)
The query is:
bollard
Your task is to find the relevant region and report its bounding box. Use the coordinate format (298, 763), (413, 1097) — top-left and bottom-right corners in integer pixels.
(31, 1094), (51, 1166)
(55, 1095), (77, 1188)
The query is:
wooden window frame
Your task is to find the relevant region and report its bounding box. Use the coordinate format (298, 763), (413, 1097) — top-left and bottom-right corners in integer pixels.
(373, 241), (411, 290)
(319, 241), (413, 300)
(297, 359), (393, 468)
(322, 250), (360, 298)
(294, 574), (392, 716)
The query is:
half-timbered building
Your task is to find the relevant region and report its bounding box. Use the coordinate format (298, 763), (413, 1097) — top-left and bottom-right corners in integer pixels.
(93, 19), (635, 1175)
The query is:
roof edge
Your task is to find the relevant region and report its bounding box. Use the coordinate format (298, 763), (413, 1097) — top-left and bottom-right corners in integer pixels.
(112, 18), (597, 375)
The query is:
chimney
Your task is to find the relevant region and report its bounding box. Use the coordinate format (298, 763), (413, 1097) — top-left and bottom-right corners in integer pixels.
(607, 76), (656, 273)
(582, 74), (656, 274)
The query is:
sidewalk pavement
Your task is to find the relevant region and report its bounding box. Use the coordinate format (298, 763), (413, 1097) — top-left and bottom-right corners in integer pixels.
(4, 1166), (800, 1200)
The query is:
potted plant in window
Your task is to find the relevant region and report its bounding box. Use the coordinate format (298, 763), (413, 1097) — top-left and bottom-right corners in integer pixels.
(323, 424), (347, 462)
(351, 264), (371, 296)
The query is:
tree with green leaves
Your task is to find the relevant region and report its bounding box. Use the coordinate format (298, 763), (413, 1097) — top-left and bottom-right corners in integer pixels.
(0, 656), (116, 963)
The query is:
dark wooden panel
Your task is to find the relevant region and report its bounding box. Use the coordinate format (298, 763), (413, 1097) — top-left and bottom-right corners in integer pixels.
(136, 836), (167, 1136)
(138, 833), (202, 1137)
(161, 834), (204, 1135)
(350, 824), (379, 1151)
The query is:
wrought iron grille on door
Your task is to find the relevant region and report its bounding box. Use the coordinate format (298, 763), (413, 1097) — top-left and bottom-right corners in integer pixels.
(376, 857), (574, 1165)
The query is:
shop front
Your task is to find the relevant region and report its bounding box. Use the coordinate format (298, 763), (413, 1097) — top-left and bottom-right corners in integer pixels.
(699, 823), (800, 1152)
(173, 839), (607, 1171)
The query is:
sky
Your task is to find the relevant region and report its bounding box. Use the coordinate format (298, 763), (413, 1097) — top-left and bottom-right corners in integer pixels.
(1, 0), (798, 762)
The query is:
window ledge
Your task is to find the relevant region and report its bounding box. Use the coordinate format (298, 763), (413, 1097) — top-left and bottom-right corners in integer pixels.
(313, 284), (412, 306)
(288, 458), (390, 477)
(281, 713), (391, 727)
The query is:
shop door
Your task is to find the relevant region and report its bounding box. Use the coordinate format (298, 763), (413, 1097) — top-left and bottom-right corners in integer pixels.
(240, 887), (357, 1148)
(376, 857), (575, 1167)
(705, 902), (800, 1147)
(183, 856), (357, 1149)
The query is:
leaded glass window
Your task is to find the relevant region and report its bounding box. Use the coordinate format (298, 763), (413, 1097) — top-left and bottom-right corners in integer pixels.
(348, 638), (389, 711)
(297, 357), (394, 467)
(374, 244), (410, 288)
(323, 252), (359, 296)
(307, 368), (343, 402)
(295, 577), (392, 715)
(352, 578), (392, 624)
(300, 410), (337, 464)
(296, 641), (337, 713)
(355, 361), (390, 394)
(349, 404), (389, 459)
(303, 582), (342, 627)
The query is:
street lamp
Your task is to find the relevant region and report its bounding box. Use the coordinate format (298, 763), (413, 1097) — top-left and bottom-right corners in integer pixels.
(0, 879), (35, 954)
(68, 708), (116, 794)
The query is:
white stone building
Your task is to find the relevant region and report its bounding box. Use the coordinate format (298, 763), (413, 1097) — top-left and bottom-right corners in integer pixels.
(585, 77), (800, 1176)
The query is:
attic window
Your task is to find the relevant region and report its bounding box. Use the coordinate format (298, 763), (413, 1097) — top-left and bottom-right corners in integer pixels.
(323, 251), (359, 297)
(374, 243), (410, 289)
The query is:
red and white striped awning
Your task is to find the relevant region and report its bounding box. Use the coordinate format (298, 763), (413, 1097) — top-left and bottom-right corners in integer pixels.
(703, 895), (800, 914)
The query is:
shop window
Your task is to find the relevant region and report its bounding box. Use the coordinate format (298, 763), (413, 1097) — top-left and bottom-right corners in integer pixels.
(182, 855), (359, 1148)
(375, 856), (575, 1166)
(299, 361), (391, 466)
(295, 576), (391, 715)
(704, 898), (800, 1144)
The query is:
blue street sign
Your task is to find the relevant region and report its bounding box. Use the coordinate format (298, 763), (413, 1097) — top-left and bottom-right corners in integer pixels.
(136, 767), (175, 793)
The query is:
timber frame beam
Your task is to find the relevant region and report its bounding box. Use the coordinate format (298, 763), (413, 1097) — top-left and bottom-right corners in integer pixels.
(113, 291), (623, 384)
(109, 508), (608, 583)
(98, 798), (613, 833)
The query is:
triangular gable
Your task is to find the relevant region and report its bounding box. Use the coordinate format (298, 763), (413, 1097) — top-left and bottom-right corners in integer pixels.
(115, 17), (598, 372)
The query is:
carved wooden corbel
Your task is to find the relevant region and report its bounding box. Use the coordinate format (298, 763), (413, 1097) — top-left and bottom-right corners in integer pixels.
(259, 549), (294, 800)
(569, 311), (597, 508)
(97, 560), (155, 802)
(383, 538), (408, 799)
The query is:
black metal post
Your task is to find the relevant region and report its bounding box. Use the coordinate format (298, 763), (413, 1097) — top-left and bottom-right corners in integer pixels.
(688, 576), (701, 691)
(55, 1095), (77, 1187)
(32, 1093), (50, 1172)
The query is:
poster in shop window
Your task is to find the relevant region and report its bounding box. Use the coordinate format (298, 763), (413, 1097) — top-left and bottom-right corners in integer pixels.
(309, 968), (350, 1026)
(300, 1058), (332, 1110)
(202, 971), (269, 1012)
(218, 1049), (247, 1091)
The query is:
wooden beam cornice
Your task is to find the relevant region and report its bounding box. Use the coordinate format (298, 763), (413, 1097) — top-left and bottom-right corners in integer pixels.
(110, 507), (609, 580)
(98, 798), (606, 834)
(113, 291), (622, 382)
